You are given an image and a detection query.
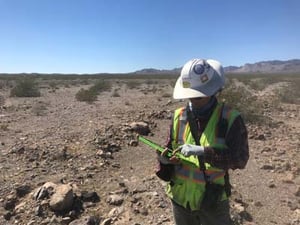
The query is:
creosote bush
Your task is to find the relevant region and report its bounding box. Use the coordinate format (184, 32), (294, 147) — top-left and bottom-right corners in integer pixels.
(220, 83), (270, 125)
(75, 80), (112, 103)
(10, 78), (41, 97)
(75, 88), (98, 103)
(277, 80), (300, 104)
(90, 80), (112, 93)
(126, 80), (141, 89)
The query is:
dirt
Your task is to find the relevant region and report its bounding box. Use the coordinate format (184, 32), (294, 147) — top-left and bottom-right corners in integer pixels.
(0, 78), (299, 225)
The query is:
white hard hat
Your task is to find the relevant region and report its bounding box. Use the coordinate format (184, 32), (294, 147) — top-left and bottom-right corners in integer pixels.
(173, 59), (225, 99)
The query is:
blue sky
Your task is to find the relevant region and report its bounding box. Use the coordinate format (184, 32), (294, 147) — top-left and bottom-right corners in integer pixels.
(0, 0), (299, 73)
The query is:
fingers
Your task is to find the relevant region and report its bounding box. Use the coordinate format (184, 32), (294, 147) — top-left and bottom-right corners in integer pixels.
(172, 146), (182, 156)
(169, 155), (181, 164)
(161, 148), (169, 156)
(159, 147), (182, 165)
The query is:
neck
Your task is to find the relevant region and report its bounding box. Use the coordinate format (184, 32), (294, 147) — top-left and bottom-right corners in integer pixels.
(189, 96), (217, 119)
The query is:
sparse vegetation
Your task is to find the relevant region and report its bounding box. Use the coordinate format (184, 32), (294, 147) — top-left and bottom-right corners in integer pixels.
(10, 78), (41, 97)
(75, 88), (98, 103)
(126, 80), (141, 89)
(75, 80), (112, 103)
(220, 83), (270, 125)
(89, 80), (112, 93)
(0, 95), (4, 106)
(276, 79), (300, 104)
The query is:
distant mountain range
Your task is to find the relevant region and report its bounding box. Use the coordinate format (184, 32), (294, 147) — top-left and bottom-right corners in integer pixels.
(134, 59), (300, 74)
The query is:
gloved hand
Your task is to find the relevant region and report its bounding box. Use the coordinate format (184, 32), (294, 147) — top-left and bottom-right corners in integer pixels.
(177, 144), (205, 157)
(157, 148), (181, 165)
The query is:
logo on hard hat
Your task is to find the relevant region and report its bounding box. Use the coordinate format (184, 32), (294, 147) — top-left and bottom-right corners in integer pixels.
(200, 74), (209, 83)
(193, 60), (210, 75)
(182, 81), (191, 88)
(193, 63), (205, 75)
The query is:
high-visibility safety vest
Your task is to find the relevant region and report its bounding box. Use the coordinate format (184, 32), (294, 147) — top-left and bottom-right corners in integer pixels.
(166, 103), (240, 211)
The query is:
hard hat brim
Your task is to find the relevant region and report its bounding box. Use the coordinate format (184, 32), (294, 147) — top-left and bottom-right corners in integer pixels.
(173, 76), (223, 99)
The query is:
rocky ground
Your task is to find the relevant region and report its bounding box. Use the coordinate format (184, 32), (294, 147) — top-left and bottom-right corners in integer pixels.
(0, 77), (299, 225)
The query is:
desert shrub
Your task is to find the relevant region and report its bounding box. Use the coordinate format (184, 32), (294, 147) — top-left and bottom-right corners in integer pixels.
(0, 95), (4, 106)
(277, 80), (300, 104)
(0, 81), (4, 89)
(126, 80), (141, 89)
(48, 81), (59, 90)
(80, 79), (90, 85)
(0, 80), (14, 89)
(75, 88), (98, 103)
(10, 78), (41, 97)
(220, 84), (270, 125)
(75, 80), (111, 103)
(145, 79), (158, 85)
(90, 80), (112, 93)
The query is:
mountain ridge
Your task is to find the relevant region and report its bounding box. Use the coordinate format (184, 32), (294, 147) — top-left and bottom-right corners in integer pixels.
(134, 59), (300, 74)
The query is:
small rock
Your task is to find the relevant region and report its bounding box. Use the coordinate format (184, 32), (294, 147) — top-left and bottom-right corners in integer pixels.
(108, 207), (124, 217)
(129, 122), (150, 135)
(3, 211), (12, 220)
(15, 202), (26, 214)
(255, 134), (265, 140)
(35, 205), (43, 217)
(261, 164), (275, 170)
(16, 184), (31, 198)
(80, 191), (100, 203)
(295, 187), (300, 197)
(4, 197), (17, 211)
(100, 218), (112, 225)
(129, 140), (138, 146)
(49, 184), (74, 212)
(254, 201), (263, 207)
(33, 182), (57, 200)
(268, 179), (276, 188)
(106, 194), (124, 206)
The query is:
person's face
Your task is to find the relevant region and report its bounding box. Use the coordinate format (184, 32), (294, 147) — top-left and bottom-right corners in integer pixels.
(189, 96), (211, 108)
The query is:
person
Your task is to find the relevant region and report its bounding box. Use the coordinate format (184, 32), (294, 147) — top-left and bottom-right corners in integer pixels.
(155, 59), (249, 225)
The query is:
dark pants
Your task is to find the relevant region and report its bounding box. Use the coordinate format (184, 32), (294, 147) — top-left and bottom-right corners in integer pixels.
(172, 200), (232, 225)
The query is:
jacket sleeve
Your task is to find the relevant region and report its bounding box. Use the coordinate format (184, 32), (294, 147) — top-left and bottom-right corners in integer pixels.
(204, 115), (249, 170)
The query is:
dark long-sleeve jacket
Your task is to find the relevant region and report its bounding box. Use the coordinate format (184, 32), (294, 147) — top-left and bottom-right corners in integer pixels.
(164, 105), (249, 171)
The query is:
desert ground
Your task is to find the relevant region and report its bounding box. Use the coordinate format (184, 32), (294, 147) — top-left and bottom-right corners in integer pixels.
(0, 74), (299, 225)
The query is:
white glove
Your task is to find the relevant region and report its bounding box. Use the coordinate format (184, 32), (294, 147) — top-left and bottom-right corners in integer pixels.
(178, 144), (205, 157)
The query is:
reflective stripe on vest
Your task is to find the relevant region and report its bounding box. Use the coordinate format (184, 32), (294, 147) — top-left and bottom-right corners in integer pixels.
(177, 108), (188, 145)
(176, 165), (225, 184)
